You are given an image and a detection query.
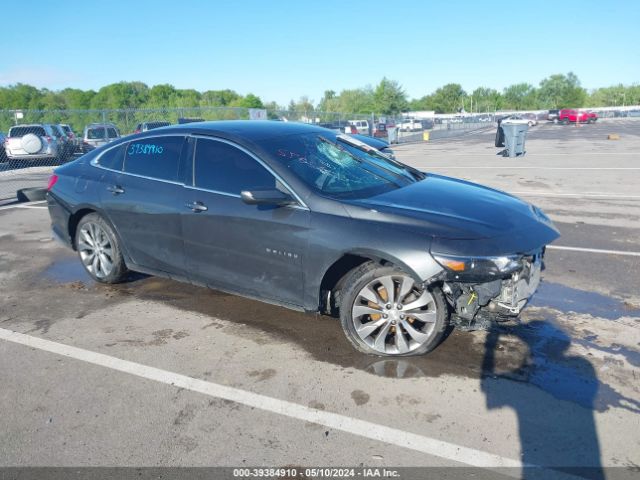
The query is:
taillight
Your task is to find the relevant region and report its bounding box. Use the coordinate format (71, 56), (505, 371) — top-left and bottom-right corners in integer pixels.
(45, 136), (52, 143)
(47, 174), (59, 191)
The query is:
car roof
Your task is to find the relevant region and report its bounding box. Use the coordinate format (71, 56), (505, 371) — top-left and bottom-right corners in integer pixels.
(141, 120), (328, 142)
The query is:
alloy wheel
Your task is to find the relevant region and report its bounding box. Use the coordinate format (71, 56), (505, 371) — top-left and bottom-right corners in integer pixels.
(78, 222), (114, 279)
(351, 274), (437, 355)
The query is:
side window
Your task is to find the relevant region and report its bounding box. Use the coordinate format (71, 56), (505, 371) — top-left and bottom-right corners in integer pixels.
(97, 143), (127, 171)
(124, 136), (185, 182)
(194, 139), (275, 195)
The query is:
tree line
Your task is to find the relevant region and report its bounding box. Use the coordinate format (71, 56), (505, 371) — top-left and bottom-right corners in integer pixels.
(0, 73), (638, 116)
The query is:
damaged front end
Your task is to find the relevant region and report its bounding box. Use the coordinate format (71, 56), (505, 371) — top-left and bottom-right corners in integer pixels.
(431, 249), (544, 331)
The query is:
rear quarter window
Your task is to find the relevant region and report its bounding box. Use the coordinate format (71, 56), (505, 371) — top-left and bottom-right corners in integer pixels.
(124, 136), (185, 182)
(97, 144), (127, 171)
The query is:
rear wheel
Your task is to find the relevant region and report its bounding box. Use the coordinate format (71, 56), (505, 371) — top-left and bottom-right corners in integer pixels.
(339, 262), (449, 356)
(75, 213), (128, 283)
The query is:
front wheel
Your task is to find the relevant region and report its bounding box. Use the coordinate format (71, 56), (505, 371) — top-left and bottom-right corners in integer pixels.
(339, 263), (449, 356)
(75, 213), (128, 283)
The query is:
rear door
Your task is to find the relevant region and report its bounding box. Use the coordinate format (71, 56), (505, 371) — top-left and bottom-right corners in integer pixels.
(97, 135), (189, 275)
(182, 137), (310, 306)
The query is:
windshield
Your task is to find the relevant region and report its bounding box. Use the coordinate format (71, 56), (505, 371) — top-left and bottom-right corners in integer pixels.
(9, 126), (46, 137)
(263, 133), (422, 199)
(87, 128), (106, 139)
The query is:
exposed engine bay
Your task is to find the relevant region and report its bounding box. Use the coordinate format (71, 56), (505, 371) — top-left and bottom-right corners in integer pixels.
(436, 250), (543, 331)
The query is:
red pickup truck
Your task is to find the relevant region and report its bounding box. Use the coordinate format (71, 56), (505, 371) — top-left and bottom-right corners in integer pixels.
(559, 109), (597, 124)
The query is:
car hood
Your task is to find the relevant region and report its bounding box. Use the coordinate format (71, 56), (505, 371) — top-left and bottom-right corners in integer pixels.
(344, 174), (560, 255)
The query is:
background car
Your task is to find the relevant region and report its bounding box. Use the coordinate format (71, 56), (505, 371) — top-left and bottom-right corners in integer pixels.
(398, 119), (422, 131)
(60, 124), (79, 151)
(52, 124), (74, 160)
(0, 132), (7, 162)
(346, 120), (369, 135)
(547, 109), (560, 123)
(521, 113), (538, 126)
(82, 123), (121, 152)
(373, 123), (387, 138)
(4, 124), (61, 162)
(558, 109), (590, 124)
(134, 121), (171, 134)
(502, 114), (536, 127)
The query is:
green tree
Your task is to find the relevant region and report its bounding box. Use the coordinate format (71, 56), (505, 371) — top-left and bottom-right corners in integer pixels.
(146, 84), (177, 108)
(537, 73), (586, 109)
(587, 83), (639, 107)
(335, 87), (375, 114)
(91, 81), (149, 109)
(408, 95), (435, 111)
(373, 78), (408, 114)
(59, 88), (95, 109)
(0, 83), (44, 109)
(317, 90), (336, 111)
(429, 84), (467, 113)
(471, 87), (502, 113)
(502, 83), (537, 110)
(200, 89), (240, 107)
(231, 93), (264, 109)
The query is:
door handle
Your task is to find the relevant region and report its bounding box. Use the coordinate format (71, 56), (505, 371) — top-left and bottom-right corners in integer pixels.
(185, 201), (208, 212)
(107, 185), (125, 195)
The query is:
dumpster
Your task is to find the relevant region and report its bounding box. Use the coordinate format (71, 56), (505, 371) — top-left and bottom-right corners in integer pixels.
(500, 121), (528, 157)
(387, 127), (399, 144)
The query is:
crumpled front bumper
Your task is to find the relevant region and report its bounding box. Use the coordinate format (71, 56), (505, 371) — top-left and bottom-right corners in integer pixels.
(441, 253), (543, 330)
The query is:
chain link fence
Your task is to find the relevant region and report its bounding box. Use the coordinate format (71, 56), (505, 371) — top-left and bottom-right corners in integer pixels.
(11, 104), (639, 202)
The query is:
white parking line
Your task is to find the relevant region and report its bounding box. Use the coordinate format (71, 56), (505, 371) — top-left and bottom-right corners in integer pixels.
(0, 327), (524, 470)
(547, 245), (640, 257)
(0, 200), (47, 211)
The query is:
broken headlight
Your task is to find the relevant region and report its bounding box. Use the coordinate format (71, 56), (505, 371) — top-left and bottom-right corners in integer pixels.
(432, 254), (522, 277)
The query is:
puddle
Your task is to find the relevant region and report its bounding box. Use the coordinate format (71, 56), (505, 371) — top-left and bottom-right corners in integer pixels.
(42, 256), (91, 283)
(38, 260), (640, 412)
(530, 281), (640, 320)
(42, 256), (147, 285)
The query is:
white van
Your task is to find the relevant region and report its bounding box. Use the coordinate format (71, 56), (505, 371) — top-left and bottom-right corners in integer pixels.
(346, 120), (370, 135)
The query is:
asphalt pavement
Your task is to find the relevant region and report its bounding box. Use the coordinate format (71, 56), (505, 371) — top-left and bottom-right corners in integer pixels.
(0, 120), (638, 479)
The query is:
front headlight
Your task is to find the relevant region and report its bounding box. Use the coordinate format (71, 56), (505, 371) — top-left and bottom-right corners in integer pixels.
(433, 254), (522, 276)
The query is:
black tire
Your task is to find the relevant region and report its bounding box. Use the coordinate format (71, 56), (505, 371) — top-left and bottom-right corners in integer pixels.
(75, 213), (128, 284)
(338, 262), (449, 356)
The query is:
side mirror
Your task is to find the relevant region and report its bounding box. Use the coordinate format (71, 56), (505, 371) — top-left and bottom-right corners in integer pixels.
(241, 189), (296, 207)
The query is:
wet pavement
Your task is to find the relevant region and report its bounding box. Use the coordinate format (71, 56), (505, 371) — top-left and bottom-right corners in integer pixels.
(0, 122), (639, 475)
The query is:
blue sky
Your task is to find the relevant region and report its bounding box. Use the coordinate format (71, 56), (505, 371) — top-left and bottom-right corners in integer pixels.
(1, 0), (638, 104)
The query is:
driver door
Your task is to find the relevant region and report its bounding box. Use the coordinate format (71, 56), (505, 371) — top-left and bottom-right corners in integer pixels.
(182, 137), (310, 307)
